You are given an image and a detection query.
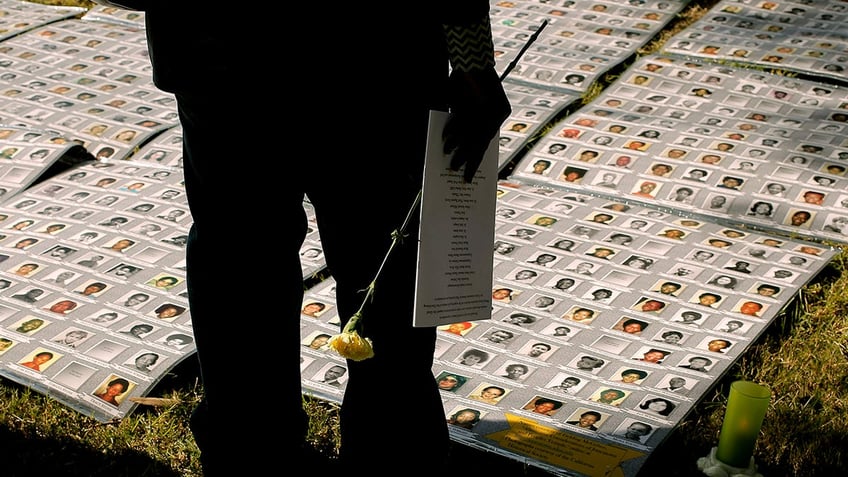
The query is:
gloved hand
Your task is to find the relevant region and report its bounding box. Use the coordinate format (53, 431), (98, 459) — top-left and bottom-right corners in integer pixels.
(443, 67), (511, 183)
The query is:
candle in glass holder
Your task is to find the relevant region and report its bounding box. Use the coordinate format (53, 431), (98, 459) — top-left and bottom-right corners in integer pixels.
(715, 380), (771, 468)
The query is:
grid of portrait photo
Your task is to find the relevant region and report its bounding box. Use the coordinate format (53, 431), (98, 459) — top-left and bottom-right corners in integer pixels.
(662, 0), (848, 84)
(0, 4), (179, 162)
(300, 181), (836, 476)
(0, 149), (192, 422)
(511, 52), (848, 245)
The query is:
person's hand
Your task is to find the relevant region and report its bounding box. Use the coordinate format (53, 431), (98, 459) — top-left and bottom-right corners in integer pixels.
(443, 68), (511, 183)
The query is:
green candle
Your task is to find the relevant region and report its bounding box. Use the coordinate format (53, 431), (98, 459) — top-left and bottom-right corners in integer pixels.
(715, 380), (771, 468)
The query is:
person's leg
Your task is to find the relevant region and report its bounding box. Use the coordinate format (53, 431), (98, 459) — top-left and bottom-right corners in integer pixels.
(307, 106), (449, 472)
(176, 94), (309, 474)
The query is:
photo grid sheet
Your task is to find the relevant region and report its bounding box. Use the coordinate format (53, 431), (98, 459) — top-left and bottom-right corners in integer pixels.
(1, 1), (848, 476)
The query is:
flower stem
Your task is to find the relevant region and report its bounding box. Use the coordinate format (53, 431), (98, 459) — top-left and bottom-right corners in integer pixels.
(353, 189), (423, 322)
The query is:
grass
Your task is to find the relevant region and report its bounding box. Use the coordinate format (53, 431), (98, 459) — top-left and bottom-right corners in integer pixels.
(2, 0), (847, 476)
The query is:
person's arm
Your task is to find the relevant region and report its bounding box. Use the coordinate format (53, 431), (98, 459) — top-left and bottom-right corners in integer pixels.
(440, 3), (511, 183)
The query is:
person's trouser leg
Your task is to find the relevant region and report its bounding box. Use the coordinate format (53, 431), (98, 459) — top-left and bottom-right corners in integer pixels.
(176, 95), (310, 474)
(306, 106), (449, 472)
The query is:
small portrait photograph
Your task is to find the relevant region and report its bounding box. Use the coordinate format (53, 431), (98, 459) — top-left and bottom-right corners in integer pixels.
(299, 246), (324, 261)
(43, 298), (79, 315)
(732, 299), (768, 318)
(446, 405), (485, 430)
(41, 244), (79, 261)
(560, 165), (588, 184)
(492, 285), (520, 304)
(437, 321), (477, 337)
(435, 371), (471, 393)
(542, 141), (569, 157)
(18, 348), (61, 373)
(673, 308), (707, 327)
(630, 297), (667, 315)
(467, 382), (510, 405)
(651, 279), (685, 297)
(151, 303), (187, 322)
(145, 273), (183, 291)
(821, 214), (848, 235)
(572, 148), (601, 164)
(706, 273), (742, 290)
(590, 334), (630, 354)
(546, 372), (587, 395)
(522, 395), (565, 416)
(723, 259), (759, 276)
(794, 244), (825, 257)
(676, 354), (716, 373)
(517, 340), (558, 361)
(673, 218), (704, 230)
(302, 330), (332, 351)
(591, 171), (622, 188)
(562, 305), (599, 325)
(655, 374), (696, 395)
(652, 328), (691, 346)
(522, 293), (559, 312)
(565, 408), (608, 432)
(569, 354), (607, 374)
(539, 322), (577, 341)
(713, 318), (751, 335)
(543, 201), (575, 215)
(611, 418), (657, 444)
(568, 224), (599, 239)
(610, 365), (651, 385)
(505, 226), (539, 241)
(632, 346), (672, 365)
(496, 360), (537, 382)
(797, 189), (827, 207)
(124, 350), (164, 374)
(696, 336), (735, 354)
(453, 346), (493, 369)
(702, 193), (732, 212)
(478, 326), (519, 347)
(526, 158), (553, 176)
(494, 240), (521, 257)
(782, 208), (815, 229)
(612, 316), (650, 336)
(311, 363), (348, 389)
(498, 309), (539, 327)
(589, 387), (630, 407)
(505, 266), (542, 285)
(622, 255), (655, 271)
(631, 180), (661, 199)
(301, 300), (331, 318)
(585, 246), (617, 261)
(72, 279), (111, 298)
(584, 211), (617, 226)
(50, 327), (94, 349)
(92, 374), (137, 408)
(582, 287), (619, 304)
(689, 290), (724, 309)
(526, 252), (561, 268)
(750, 282), (782, 299)
(107, 263), (144, 280)
(655, 226), (689, 241)
(636, 395), (678, 418)
(778, 253), (809, 269)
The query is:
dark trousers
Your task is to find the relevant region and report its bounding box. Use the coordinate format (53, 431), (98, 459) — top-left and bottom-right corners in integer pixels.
(176, 94), (449, 474)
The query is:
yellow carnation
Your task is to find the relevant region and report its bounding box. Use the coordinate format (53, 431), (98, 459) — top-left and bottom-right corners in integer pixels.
(328, 328), (374, 361)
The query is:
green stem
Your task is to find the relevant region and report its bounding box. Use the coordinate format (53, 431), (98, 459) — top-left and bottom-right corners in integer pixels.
(352, 190), (423, 323)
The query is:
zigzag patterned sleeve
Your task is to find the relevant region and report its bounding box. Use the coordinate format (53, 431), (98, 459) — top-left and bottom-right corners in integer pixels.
(443, 13), (496, 73)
